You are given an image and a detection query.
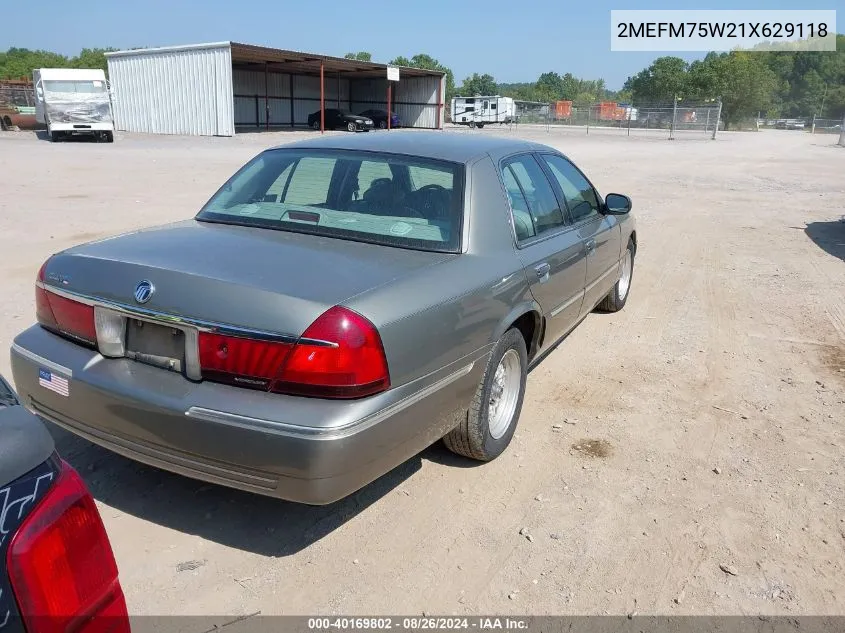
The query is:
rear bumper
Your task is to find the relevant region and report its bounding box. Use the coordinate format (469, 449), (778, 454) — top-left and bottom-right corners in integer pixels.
(10, 326), (485, 504)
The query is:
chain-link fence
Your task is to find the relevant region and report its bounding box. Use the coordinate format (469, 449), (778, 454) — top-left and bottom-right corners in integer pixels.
(810, 118), (843, 134)
(504, 100), (723, 139)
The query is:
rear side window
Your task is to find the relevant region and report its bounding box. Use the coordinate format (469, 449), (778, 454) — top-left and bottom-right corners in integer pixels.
(198, 149), (465, 252)
(501, 155), (567, 242)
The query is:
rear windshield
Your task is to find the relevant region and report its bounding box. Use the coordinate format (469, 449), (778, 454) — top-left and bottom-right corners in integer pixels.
(197, 149), (465, 252)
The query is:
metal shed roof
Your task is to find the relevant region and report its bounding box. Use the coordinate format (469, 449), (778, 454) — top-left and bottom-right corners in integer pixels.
(106, 42), (445, 79)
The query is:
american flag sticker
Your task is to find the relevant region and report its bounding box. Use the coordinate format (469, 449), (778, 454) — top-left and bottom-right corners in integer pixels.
(38, 368), (69, 397)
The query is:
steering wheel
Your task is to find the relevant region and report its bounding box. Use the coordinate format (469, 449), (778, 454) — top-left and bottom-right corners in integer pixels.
(413, 184), (450, 219)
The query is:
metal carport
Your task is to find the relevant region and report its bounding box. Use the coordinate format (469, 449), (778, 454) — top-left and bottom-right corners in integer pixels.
(106, 42), (446, 137)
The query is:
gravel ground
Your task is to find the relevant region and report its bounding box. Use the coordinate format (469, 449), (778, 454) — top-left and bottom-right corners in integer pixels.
(1, 126), (844, 619)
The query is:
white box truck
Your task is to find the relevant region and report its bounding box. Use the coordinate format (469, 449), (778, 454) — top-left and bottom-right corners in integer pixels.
(451, 96), (517, 128)
(33, 68), (114, 142)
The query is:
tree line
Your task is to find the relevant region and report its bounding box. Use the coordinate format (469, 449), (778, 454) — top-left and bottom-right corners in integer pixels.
(2, 40), (842, 129)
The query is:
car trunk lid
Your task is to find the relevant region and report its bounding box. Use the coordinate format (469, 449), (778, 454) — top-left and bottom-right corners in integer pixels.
(45, 219), (454, 336)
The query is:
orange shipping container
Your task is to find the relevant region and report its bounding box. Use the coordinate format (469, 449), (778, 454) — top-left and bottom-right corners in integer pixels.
(555, 100), (572, 119)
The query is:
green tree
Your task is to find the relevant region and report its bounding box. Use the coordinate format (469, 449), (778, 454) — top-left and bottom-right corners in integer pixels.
(459, 72), (497, 96)
(344, 52), (372, 62)
(689, 51), (777, 129)
(0, 47), (70, 79)
(389, 53), (455, 101)
(623, 56), (689, 103)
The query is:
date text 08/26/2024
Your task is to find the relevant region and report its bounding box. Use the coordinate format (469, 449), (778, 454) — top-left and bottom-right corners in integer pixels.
(307, 618), (529, 630)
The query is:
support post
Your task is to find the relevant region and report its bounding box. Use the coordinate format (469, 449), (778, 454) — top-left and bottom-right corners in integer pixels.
(289, 73), (294, 128)
(435, 78), (442, 129)
(838, 112), (845, 146)
(254, 95), (259, 129)
(320, 61), (325, 134)
(337, 73), (341, 108)
(705, 108), (710, 133)
(711, 98), (722, 140)
(669, 95), (677, 140)
(811, 114), (816, 134)
(627, 106), (632, 136)
(264, 62), (269, 131)
(387, 82), (392, 131)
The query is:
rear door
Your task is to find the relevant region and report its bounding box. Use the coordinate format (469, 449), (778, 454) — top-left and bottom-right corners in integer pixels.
(539, 153), (621, 315)
(500, 154), (587, 344)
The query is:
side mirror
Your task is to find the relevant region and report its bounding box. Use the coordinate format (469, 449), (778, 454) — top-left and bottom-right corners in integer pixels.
(604, 193), (632, 215)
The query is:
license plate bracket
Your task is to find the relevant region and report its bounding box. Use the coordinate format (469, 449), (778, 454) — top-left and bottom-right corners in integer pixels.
(125, 318), (186, 373)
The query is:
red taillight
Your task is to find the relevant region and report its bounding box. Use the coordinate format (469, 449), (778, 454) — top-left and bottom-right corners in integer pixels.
(36, 260), (96, 347)
(274, 306), (390, 398)
(198, 332), (292, 390)
(198, 306), (390, 399)
(7, 460), (129, 633)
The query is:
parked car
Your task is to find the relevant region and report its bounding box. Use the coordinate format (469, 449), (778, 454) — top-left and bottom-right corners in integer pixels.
(10, 132), (636, 505)
(307, 108), (374, 132)
(357, 109), (401, 129)
(0, 374), (129, 632)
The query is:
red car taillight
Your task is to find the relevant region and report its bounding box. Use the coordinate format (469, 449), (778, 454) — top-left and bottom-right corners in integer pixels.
(7, 460), (130, 633)
(36, 260), (97, 347)
(198, 306), (390, 399)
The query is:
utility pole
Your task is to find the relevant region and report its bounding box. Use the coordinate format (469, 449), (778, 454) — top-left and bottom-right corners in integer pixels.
(838, 112), (845, 146)
(711, 98), (722, 140)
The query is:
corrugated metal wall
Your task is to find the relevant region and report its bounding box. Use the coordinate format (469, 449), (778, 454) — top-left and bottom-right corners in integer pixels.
(107, 43), (234, 137)
(350, 75), (442, 128)
(233, 69), (351, 128)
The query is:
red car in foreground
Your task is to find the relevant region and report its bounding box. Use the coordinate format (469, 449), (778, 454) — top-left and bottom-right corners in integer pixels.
(0, 374), (129, 633)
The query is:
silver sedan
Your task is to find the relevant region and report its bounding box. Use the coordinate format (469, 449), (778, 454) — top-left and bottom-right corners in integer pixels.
(11, 132), (636, 504)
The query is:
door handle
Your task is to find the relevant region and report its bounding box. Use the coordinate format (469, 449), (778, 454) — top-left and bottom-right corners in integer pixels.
(585, 239), (597, 255)
(535, 262), (551, 283)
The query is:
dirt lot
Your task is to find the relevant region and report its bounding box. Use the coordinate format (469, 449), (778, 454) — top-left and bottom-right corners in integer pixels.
(1, 126), (844, 619)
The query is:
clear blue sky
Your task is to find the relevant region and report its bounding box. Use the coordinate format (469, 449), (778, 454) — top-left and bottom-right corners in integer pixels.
(3, 0), (839, 88)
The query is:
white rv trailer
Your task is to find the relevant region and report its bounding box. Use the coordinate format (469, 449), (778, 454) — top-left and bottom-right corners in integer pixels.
(33, 68), (115, 142)
(450, 96), (517, 128)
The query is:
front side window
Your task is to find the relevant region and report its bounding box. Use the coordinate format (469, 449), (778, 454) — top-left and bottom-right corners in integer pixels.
(198, 149), (464, 252)
(501, 155), (567, 242)
(541, 154), (601, 223)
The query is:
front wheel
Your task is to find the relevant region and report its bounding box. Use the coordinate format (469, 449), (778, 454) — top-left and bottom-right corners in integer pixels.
(443, 328), (528, 461)
(597, 238), (635, 312)
(50, 131), (60, 142)
(347, 122), (356, 132)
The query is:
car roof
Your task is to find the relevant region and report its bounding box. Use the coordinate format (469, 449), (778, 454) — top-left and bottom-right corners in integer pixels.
(269, 131), (553, 164)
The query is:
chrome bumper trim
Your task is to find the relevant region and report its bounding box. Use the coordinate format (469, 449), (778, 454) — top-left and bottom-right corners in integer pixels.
(186, 361), (475, 440)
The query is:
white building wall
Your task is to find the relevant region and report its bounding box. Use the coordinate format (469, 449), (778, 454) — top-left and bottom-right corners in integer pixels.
(107, 42), (234, 137)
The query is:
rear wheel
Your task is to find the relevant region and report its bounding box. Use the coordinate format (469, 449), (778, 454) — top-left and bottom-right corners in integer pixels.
(104, 131), (114, 143)
(378, 120), (387, 129)
(476, 123), (485, 129)
(443, 328), (527, 461)
(597, 238), (635, 312)
(311, 120), (321, 131)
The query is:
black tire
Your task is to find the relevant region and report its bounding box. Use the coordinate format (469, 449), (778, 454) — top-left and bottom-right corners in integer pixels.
(443, 328), (528, 461)
(597, 238), (635, 312)
(50, 131), (60, 142)
(104, 131), (114, 143)
(347, 121), (356, 133)
(476, 123), (485, 129)
(311, 120), (321, 131)
(378, 120), (387, 129)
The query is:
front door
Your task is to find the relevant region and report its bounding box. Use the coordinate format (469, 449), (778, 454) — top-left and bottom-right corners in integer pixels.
(500, 154), (587, 344)
(539, 153), (622, 314)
